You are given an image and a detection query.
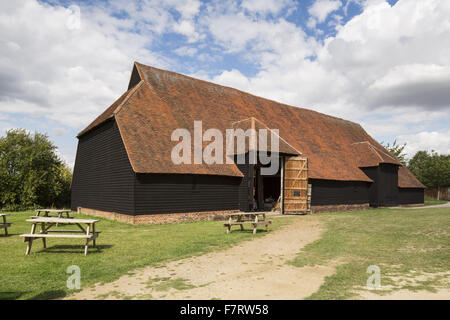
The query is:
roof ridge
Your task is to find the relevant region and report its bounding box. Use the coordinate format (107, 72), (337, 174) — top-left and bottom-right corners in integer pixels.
(134, 61), (361, 127)
(368, 144), (385, 162)
(113, 80), (145, 116)
(351, 141), (400, 164)
(370, 143), (400, 163)
(231, 117), (302, 155)
(252, 117), (302, 155)
(350, 141), (371, 145)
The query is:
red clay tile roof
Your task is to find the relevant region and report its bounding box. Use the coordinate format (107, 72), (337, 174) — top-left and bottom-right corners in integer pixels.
(351, 141), (401, 167)
(78, 61), (423, 187)
(115, 80), (243, 177)
(398, 166), (425, 188)
(230, 117), (301, 155)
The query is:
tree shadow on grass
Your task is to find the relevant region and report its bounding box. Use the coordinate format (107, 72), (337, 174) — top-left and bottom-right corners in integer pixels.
(0, 292), (30, 300)
(34, 244), (113, 254)
(0, 233), (20, 238)
(28, 290), (67, 300)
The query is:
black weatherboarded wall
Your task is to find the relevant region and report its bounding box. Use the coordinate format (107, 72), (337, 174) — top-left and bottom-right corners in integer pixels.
(398, 188), (424, 205)
(72, 119), (243, 215)
(71, 119), (135, 214)
(361, 164), (399, 207)
(134, 174), (240, 214)
(72, 121), (423, 214)
(310, 179), (371, 206)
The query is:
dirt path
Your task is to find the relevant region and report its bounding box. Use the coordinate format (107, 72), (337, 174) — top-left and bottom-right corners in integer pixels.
(359, 289), (450, 300)
(67, 215), (335, 300)
(393, 202), (450, 209)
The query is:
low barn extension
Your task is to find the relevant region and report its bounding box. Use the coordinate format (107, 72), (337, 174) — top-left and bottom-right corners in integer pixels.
(71, 62), (425, 223)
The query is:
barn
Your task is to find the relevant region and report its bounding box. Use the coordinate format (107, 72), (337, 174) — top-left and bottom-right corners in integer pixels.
(71, 62), (425, 223)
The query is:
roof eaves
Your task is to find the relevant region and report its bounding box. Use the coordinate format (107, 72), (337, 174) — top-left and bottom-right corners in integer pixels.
(113, 80), (148, 174)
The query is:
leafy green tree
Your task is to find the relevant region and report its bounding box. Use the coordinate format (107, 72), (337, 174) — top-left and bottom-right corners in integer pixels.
(408, 150), (450, 198)
(381, 140), (408, 165)
(0, 129), (72, 209)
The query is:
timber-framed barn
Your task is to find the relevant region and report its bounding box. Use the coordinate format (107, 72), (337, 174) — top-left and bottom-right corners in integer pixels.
(71, 62), (425, 223)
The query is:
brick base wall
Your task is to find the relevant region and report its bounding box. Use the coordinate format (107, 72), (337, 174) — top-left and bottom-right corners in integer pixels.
(76, 207), (239, 225)
(311, 203), (370, 214)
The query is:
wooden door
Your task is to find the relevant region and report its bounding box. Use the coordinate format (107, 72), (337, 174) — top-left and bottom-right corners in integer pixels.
(282, 156), (308, 213)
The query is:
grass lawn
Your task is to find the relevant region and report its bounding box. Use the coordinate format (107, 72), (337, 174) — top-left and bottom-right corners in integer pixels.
(289, 207), (450, 299)
(0, 211), (290, 300)
(424, 196), (448, 206)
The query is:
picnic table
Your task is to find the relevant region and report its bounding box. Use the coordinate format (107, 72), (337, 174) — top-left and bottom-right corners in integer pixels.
(33, 209), (73, 219)
(0, 214), (11, 236)
(224, 213), (272, 234)
(20, 217), (100, 255)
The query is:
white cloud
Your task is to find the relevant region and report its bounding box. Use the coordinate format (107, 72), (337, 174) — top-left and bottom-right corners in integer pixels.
(241, 0), (294, 16)
(398, 130), (450, 157)
(1, 0), (449, 162)
(202, 3), (315, 61)
(206, 0), (450, 147)
(174, 46), (198, 57)
(308, 0), (342, 28)
(52, 127), (68, 137)
(213, 69), (251, 91)
(0, 0), (171, 129)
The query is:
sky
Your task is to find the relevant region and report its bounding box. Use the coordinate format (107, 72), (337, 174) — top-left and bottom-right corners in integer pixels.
(0, 0), (449, 168)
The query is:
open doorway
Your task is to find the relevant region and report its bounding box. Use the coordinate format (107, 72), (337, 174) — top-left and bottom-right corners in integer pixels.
(252, 162), (281, 212)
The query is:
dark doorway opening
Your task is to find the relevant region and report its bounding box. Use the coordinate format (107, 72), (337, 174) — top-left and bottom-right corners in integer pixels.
(252, 162), (281, 211)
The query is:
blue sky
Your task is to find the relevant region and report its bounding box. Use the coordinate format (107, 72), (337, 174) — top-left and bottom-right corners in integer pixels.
(0, 0), (449, 167)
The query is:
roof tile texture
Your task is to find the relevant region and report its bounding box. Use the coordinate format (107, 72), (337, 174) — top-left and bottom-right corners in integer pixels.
(78, 62), (423, 187)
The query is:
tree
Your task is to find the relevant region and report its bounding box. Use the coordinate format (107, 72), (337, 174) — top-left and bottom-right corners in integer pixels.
(381, 140), (408, 165)
(0, 129), (72, 209)
(408, 150), (450, 199)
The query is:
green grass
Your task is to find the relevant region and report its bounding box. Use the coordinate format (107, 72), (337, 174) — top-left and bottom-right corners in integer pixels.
(147, 277), (196, 292)
(0, 211), (290, 300)
(289, 207), (450, 299)
(424, 196), (448, 206)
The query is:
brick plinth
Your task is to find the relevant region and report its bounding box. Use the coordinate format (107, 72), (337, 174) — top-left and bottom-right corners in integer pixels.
(77, 207), (239, 225)
(311, 203), (370, 213)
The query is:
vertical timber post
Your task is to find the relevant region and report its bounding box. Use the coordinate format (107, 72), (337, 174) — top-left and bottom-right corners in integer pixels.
(280, 156), (285, 214)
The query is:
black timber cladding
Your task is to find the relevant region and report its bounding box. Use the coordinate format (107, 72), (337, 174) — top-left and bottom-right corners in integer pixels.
(361, 164), (399, 207)
(235, 154), (253, 212)
(310, 179), (371, 206)
(71, 119), (135, 214)
(71, 121), (423, 214)
(134, 173), (241, 214)
(398, 188), (424, 205)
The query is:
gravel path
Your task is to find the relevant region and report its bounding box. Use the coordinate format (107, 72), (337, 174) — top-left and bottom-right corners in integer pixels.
(392, 202), (450, 209)
(67, 215), (334, 300)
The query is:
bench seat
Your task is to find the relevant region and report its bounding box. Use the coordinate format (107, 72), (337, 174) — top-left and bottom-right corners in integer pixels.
(251, 221), (272, 226)
(20, 233), (97, 239)
(0, 223), (12, 228)
(46, 230), (102, 234)
(224, 220), (272, 234)
(223, 222), (248, 226)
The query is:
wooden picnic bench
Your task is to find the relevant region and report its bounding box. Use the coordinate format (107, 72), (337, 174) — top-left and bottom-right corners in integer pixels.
(33, 209), (73, 219)
(0, 214), (11, 236)
(224, 213), (272, 234)
(20, 217), (100, 255)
